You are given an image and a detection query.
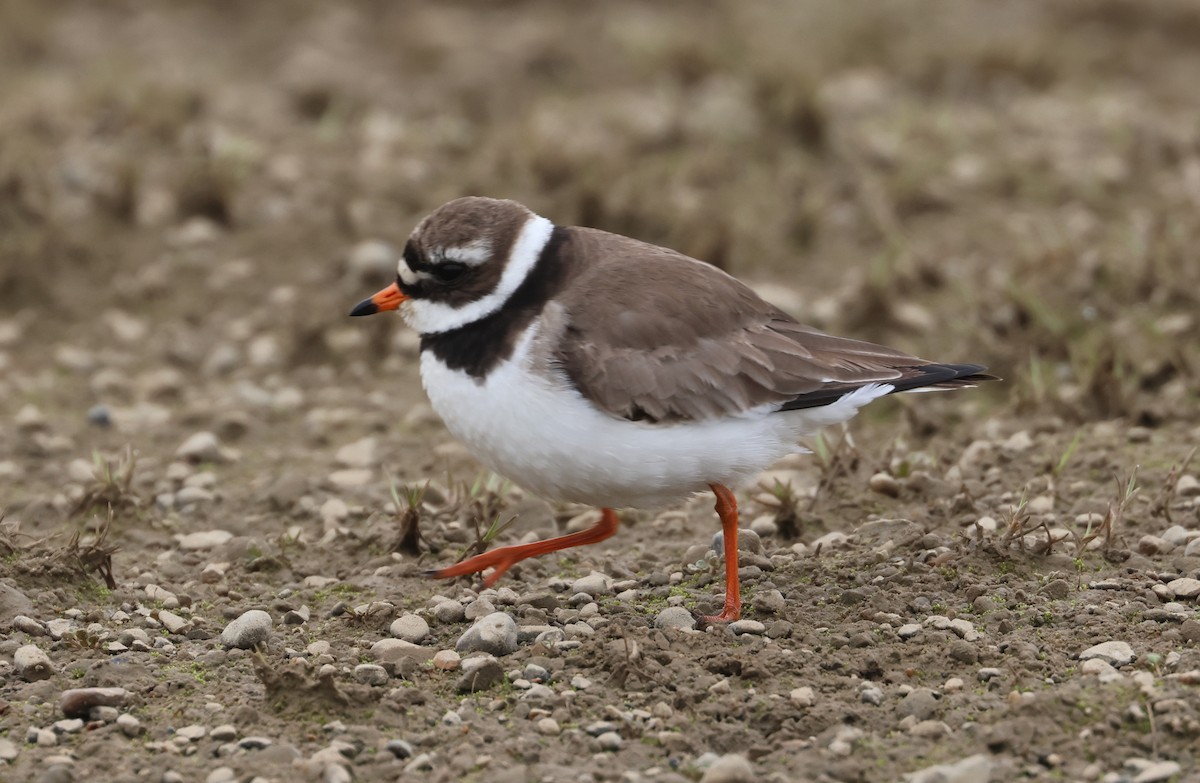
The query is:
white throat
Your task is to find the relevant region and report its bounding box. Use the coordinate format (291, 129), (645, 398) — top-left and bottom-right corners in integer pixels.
(402, 214), (554, 335)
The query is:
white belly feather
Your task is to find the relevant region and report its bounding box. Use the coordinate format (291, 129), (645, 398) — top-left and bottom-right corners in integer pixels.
(419, 323), (891, 509)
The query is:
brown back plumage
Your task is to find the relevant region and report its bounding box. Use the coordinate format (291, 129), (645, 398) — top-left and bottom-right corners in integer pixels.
(553, 227), (994, 423)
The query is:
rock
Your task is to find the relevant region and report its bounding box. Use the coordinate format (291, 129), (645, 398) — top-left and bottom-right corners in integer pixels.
(464, 597), (495, 620)
(238, 737), (273, 750)
(1175, 475), (1200, 497)
(1167, 578), (1200, 599)
(898, 688), (940, 720)
(699, 754), (754, 783)
(790, 686), (815, 707)
(570, 571), (612, 596)
(283, 605), (310, 625)
(45, 618), (73, 640)
(1187, 538), (1200, 558)
(753, 589), (786, 615)
(370, 638), (433, 663)
(925, 615), (981, 641)
(15, 404), (46, 432)
(595, 731), (623, 751)
(432, 650), (461, 670)
(749, 516), (778, 538)
(1002, 431), (1034, 452)
(61, 687), (129, 718)
(145, 583), (179, 608)
(335, 436), (377, 468)
(177, 530), (234, 550)
(0, 583), (33, 625)
(12, 615), (45, 635)
(385, 739), (414, 759)
(810, 531), (849, 551)
(904, 754), (993, 783)
(210, 725), (237, 741)
(320, 498), (349, 526)
(328, 469), (372, 489)
(728, 619), (765, 636)
(908, 720), (951, 738)
(654, 607), (697, 631)
(116, 714), (143, 737)
(157, 610), (189, 634)
(1079, 640), (1135, 667)
(14, 644), (54, 681)
(536, 717), (561, 736)
(432, 600), (466, 624)
(868, 472), (900, 497)
(354, 664), (389, 686)
(456, 656), (504, 693)
(1041, 579), (1070, 600)
(1130, 760), (1183, 782)
(175, 724), (206, 741)
(220, 610), (273, 649)
(456, 612), (518, 656)
(1080, 658), (1122, 682)
(0, 738), (17, 762)
(1138, 535), (1174, 556)
(390, 614), (430, 643)
(898, 624), (922, 640)
(175, 432), (229, 463)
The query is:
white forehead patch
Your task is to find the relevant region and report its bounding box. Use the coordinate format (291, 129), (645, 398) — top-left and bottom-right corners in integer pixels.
(397, 258), (421, 285)
(442, 239), (494, 266)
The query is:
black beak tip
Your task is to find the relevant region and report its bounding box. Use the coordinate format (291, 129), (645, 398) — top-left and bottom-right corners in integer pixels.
(349, 298), (379, 317)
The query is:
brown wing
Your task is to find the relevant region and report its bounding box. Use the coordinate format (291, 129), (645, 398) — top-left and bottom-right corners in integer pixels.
(554, 227), (992, 423)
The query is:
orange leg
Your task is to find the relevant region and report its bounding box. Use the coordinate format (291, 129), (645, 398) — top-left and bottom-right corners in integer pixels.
(701, 483), (742, 623)
(428, 508), (620, 588)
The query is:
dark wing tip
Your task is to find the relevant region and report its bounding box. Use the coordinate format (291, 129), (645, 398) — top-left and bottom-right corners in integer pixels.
(778, 362), (997, 412)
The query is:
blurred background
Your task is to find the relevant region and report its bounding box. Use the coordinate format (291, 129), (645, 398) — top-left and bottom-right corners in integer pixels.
(1, 0), (1198, 478)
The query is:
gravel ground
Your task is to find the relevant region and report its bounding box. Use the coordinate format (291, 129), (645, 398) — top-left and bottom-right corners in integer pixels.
(2, 2), (1199, 782)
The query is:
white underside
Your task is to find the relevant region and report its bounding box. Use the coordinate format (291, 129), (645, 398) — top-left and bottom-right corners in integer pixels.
(420, 322), (893, 509)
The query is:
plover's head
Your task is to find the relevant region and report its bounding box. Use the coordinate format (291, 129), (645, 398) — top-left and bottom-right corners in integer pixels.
(350, 197), (554, 334)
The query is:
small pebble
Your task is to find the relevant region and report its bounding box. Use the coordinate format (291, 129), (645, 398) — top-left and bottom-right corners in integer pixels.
(14, 645), (54, 681)
(868, 472), (900, 497)
(354, 664), (389, 686)
(595, 731), (623, 751)
(789, 686), (815, 707)
(1079, 640), (1135, 667)
(699, 753), (755, 783)
(390, 614), (430, 643)
(728, 619), (765, 636)
(456, 612), (518, 656)
(117, 714), (143, 737)
(220, 610), (273, 649)
(654, 607), (697, 631)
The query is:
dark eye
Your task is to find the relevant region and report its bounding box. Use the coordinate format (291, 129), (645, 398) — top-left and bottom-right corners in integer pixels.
(432, 262), (467, 283)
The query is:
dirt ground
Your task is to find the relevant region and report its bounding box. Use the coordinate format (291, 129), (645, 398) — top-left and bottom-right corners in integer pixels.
(2, 2), (1199, 781)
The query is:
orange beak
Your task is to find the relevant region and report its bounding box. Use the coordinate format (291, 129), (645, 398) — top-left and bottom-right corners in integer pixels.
(349, 282), (407, 316)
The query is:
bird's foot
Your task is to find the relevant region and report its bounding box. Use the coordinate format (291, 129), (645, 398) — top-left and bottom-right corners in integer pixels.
(700, 596), (742, 624)
(426, 546), (520, 587)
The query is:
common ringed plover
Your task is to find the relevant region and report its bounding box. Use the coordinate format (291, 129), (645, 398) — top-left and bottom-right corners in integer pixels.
(351, 197), (995, 621)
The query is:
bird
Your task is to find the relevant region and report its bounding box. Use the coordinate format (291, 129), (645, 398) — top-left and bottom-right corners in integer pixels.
(350, 197), (995, 622)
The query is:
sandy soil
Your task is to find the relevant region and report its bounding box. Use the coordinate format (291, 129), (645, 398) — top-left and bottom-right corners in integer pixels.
(1, 2), (1199, 782)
